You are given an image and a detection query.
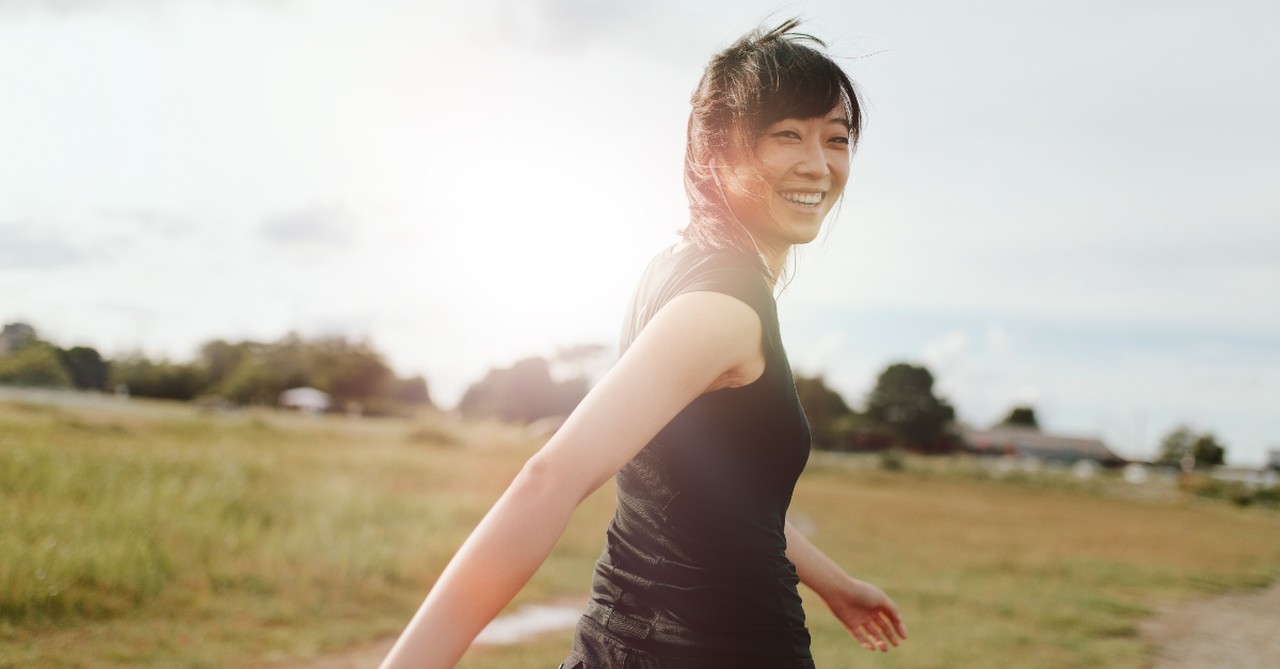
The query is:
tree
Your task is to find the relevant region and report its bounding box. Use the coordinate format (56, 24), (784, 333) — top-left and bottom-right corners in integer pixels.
(458, 356), (587, 423)
(58, 346), (110, 391)
(1192, 434), (1226, 468)
(109, 356), (205, 400)
(392, 375), (432, 406)
(1157, 425), (1227, 469)
(217, 357), (280, 405)
(999, 405), (1039, 430)
(320, 344), (394, 407)
(551, 343), (612, 384)
(794, 375), (853, 450)
(199, 339), (250, 389)
(865, 362), (956, 449)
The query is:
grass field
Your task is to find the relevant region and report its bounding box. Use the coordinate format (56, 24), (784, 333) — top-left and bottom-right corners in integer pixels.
(2, 391), (1278, 668)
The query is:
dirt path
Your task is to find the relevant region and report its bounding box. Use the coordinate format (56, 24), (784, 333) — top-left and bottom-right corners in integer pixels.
(1140, 580), (1280, 669)
(273, 584), (1280, 669)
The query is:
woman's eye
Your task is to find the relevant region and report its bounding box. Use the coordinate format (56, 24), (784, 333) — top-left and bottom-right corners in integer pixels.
(828, 136), (850, 146)
(771, 130), (802, 140)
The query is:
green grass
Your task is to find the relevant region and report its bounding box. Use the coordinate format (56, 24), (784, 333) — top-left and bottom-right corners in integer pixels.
(0, 396), (598, 668)
(1, 394), (1278, 668)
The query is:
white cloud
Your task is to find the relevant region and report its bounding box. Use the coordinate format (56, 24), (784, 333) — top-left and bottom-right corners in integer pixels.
(0, 223), (85, 268)
(493, 0), (633, 51)
(0, 0), (289, 18)
(260, 203), (355, 248)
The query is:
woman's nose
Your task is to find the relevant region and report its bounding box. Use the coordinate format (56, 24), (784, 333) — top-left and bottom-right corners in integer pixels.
(793, 138), (830, 178)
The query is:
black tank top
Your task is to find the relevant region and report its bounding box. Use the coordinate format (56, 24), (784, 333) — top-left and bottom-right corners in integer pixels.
(582, 243), (813, 664)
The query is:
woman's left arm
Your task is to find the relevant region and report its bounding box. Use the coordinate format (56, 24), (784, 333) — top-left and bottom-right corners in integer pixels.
(784, 520), (908, 652)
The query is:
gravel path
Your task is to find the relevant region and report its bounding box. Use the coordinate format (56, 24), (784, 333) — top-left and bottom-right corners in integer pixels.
(1140, 580), (1280, 669)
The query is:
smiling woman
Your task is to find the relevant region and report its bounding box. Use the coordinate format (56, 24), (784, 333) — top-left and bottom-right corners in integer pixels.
(682, 23), (860, 283)
(378, 19), (904, 669)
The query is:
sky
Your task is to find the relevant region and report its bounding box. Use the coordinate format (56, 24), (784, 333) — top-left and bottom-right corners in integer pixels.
(2, 0), (1277, 465)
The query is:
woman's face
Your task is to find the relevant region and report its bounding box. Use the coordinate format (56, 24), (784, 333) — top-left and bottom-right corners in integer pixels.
(719, 105), (851, 251)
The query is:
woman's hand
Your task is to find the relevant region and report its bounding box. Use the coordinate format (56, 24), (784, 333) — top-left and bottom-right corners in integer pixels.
(783, 521), (908, 654)
(824, 577), (907, 653)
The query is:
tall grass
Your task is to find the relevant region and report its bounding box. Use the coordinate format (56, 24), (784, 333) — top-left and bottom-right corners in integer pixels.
(2, 395), (1278, 668)
(0, 398), (592, 668)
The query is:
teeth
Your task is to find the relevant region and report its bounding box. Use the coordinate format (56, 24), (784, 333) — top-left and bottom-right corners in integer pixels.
(782, 191), (822, 206)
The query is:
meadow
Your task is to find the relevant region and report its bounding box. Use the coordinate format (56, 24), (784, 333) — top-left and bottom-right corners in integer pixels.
(2, 392), (1278, 668)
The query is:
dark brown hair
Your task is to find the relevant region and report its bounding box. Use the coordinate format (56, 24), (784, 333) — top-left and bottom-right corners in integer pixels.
(683, 19), (863, 253)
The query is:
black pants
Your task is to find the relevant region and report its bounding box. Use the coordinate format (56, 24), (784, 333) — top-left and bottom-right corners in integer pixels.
(559, 614), (816, 669)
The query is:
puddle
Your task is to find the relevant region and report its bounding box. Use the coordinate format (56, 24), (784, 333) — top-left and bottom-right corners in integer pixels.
(473, 601), (585, 645)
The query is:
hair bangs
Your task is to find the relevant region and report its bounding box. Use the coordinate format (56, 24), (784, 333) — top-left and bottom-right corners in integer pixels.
(752, 46), (860, 142)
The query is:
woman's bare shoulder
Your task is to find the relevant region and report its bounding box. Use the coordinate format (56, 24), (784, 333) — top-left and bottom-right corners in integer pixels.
(636, 290), (766, 392)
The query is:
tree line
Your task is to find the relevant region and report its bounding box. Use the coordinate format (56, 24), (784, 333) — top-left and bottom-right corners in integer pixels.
(0, 321), (1240, 466)
(795, 363), (1236, 468)
(458, 355), (967, 454)
(0, 322), (429, 416)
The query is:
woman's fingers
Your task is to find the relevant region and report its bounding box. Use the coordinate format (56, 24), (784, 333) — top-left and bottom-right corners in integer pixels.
(892, 613), (909, 640)
(845, 605), (909, 653)
(852, 621), (890, 652)
(868, 616), (900, 647)
(866, 622), (892, 652)
(886, 601), (908, 640)
(848, 625), (878, 651)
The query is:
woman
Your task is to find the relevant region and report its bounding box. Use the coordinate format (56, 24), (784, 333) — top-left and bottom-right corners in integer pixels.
(380, 20), (906, 669)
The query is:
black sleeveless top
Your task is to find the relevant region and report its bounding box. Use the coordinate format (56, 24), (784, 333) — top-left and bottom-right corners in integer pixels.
(576, 243), (814, 666)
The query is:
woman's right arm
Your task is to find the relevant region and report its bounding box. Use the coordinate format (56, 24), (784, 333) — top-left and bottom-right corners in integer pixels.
(378, 291), (765, 669)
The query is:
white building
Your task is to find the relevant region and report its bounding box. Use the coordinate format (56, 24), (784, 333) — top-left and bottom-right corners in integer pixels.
(279, 387), (330, 415)
(1211, 466), (1279, 490)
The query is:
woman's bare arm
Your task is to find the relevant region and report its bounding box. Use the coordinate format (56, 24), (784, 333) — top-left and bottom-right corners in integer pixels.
(378, 292), (764, 669)
(785, 520), (908, 652)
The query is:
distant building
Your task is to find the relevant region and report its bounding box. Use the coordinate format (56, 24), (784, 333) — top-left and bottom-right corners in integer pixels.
(1123, 462), (1150, 484)
(961, 425), (1125, 467)
(279, 387), (330, 414)
(1268, 449), (1280, 471)
(1211, 466), (1278, 490)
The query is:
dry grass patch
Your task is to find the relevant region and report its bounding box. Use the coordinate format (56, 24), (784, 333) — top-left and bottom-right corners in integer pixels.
(2, 397), (1277, 668)
(794, 458), (1280, 669)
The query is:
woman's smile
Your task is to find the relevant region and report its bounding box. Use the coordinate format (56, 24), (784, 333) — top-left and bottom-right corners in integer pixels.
(779, 190), (826, 207)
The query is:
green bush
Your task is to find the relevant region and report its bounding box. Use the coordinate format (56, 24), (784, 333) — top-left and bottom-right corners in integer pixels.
(879, 447), (907, 472)
(1253, 486), (1280, 509)
(0, 344), (71, 388)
